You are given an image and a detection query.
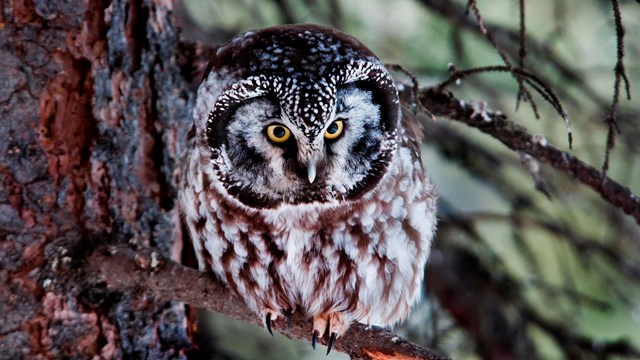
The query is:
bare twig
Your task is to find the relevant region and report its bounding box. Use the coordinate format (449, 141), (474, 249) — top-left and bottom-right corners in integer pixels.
(519, 152), (552, 199)
(86, 246), (449, 360)
(465, 0), (539, 117)
(386, 63), (423, 117)
(516, 0), (528, 110)
(518, 0), (527, 70)
(603, 0), (632, 174)
(435, 65), (572, 147)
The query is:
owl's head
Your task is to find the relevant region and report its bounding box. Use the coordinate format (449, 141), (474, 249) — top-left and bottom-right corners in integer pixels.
(194, 24), (400, 208)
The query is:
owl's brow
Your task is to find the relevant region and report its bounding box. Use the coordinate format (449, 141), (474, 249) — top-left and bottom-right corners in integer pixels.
(206, 60), (398, 136)
(206, 75), (277, 136)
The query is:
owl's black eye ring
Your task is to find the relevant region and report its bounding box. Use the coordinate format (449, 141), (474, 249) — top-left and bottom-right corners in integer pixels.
(325, 119), (344, 140)
(266, 124), (292, 143)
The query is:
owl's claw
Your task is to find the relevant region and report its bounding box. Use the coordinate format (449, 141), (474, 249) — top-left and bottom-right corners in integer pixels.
(311, 329), (319, 350)
(262, 309), (279, 336)
(327, 332), (337, 355)
(265, 312), (274, 337)
(285, 308), (293, 330)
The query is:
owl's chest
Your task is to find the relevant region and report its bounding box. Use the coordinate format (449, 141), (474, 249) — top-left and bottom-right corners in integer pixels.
(255, 201), (389, 264)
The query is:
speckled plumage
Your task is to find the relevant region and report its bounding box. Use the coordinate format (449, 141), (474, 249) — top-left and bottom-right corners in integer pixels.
(179, 24), (437, 347)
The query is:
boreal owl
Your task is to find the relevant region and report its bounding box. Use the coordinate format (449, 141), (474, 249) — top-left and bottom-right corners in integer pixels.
(179, 23), (437, 353)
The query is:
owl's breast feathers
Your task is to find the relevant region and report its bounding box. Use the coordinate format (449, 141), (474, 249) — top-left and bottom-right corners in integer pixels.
(180, 115), (436, 326)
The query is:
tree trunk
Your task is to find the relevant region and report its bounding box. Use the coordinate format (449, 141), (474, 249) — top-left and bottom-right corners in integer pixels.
(1, 0), (199, 358)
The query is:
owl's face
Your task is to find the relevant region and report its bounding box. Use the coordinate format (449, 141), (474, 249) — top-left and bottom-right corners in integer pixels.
(194, 24), (400, 208)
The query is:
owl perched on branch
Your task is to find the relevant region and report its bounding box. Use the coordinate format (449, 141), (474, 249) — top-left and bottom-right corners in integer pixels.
(179, 24), (437, 353)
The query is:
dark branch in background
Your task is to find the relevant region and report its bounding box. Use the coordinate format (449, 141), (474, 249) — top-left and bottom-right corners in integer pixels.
(404, 1), (640, 357)
(603, 0), (632, 174)
(452, 211), (640, 285)
(272, 0), (296, 23)
(524, 308), (640, 359)
(86, 246), (449, 360)
(326, 0), (343, 28)
(416, 88), (640, 224)
(433, 216), (640, 359)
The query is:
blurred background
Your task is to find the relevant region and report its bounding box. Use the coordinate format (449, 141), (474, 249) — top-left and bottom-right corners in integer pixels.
(176, 0), (640, 358)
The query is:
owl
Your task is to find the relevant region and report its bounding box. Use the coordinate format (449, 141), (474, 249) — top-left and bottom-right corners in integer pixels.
(179, 24), (437, 353)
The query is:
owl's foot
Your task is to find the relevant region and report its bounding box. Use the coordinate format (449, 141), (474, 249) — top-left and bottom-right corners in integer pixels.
(311, 312), (347, 355)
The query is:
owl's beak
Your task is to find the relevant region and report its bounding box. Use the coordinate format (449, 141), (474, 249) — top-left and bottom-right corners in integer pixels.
(307, 159), (317, 184)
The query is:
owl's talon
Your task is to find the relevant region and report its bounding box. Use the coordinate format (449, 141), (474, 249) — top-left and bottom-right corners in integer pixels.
(312, 329), (319, 350)
(326, 332), (337, 355)
(265, 312), (274, 337)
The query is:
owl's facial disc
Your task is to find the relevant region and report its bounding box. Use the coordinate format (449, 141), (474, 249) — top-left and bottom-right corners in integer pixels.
(209, 84), (391, 208)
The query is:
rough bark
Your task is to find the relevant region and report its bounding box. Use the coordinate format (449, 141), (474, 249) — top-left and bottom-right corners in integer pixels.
(1, 0), (196, 358)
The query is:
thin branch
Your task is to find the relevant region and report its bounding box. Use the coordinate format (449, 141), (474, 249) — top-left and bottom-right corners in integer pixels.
(518, 0), (527, 71)
(435, 65), (572, 147)
(603, 0), (632, 174)
(516, 0), (529, 110)
(85, 246), (449, 360)
(386, 63), (425, 117)
(417, 88), (640, 225)
(465, 0), (539, 117)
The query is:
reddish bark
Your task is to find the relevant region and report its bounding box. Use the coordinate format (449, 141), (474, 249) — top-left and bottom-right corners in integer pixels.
(1, 0), (196, 358)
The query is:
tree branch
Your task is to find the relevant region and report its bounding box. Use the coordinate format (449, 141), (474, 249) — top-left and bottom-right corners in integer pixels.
(85, 246), (449, 360)
(417, 88), (640, 225)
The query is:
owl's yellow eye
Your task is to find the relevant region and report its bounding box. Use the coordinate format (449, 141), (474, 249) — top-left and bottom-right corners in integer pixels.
(324, 120), (344, 140)
(266, 124), (291, 143)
